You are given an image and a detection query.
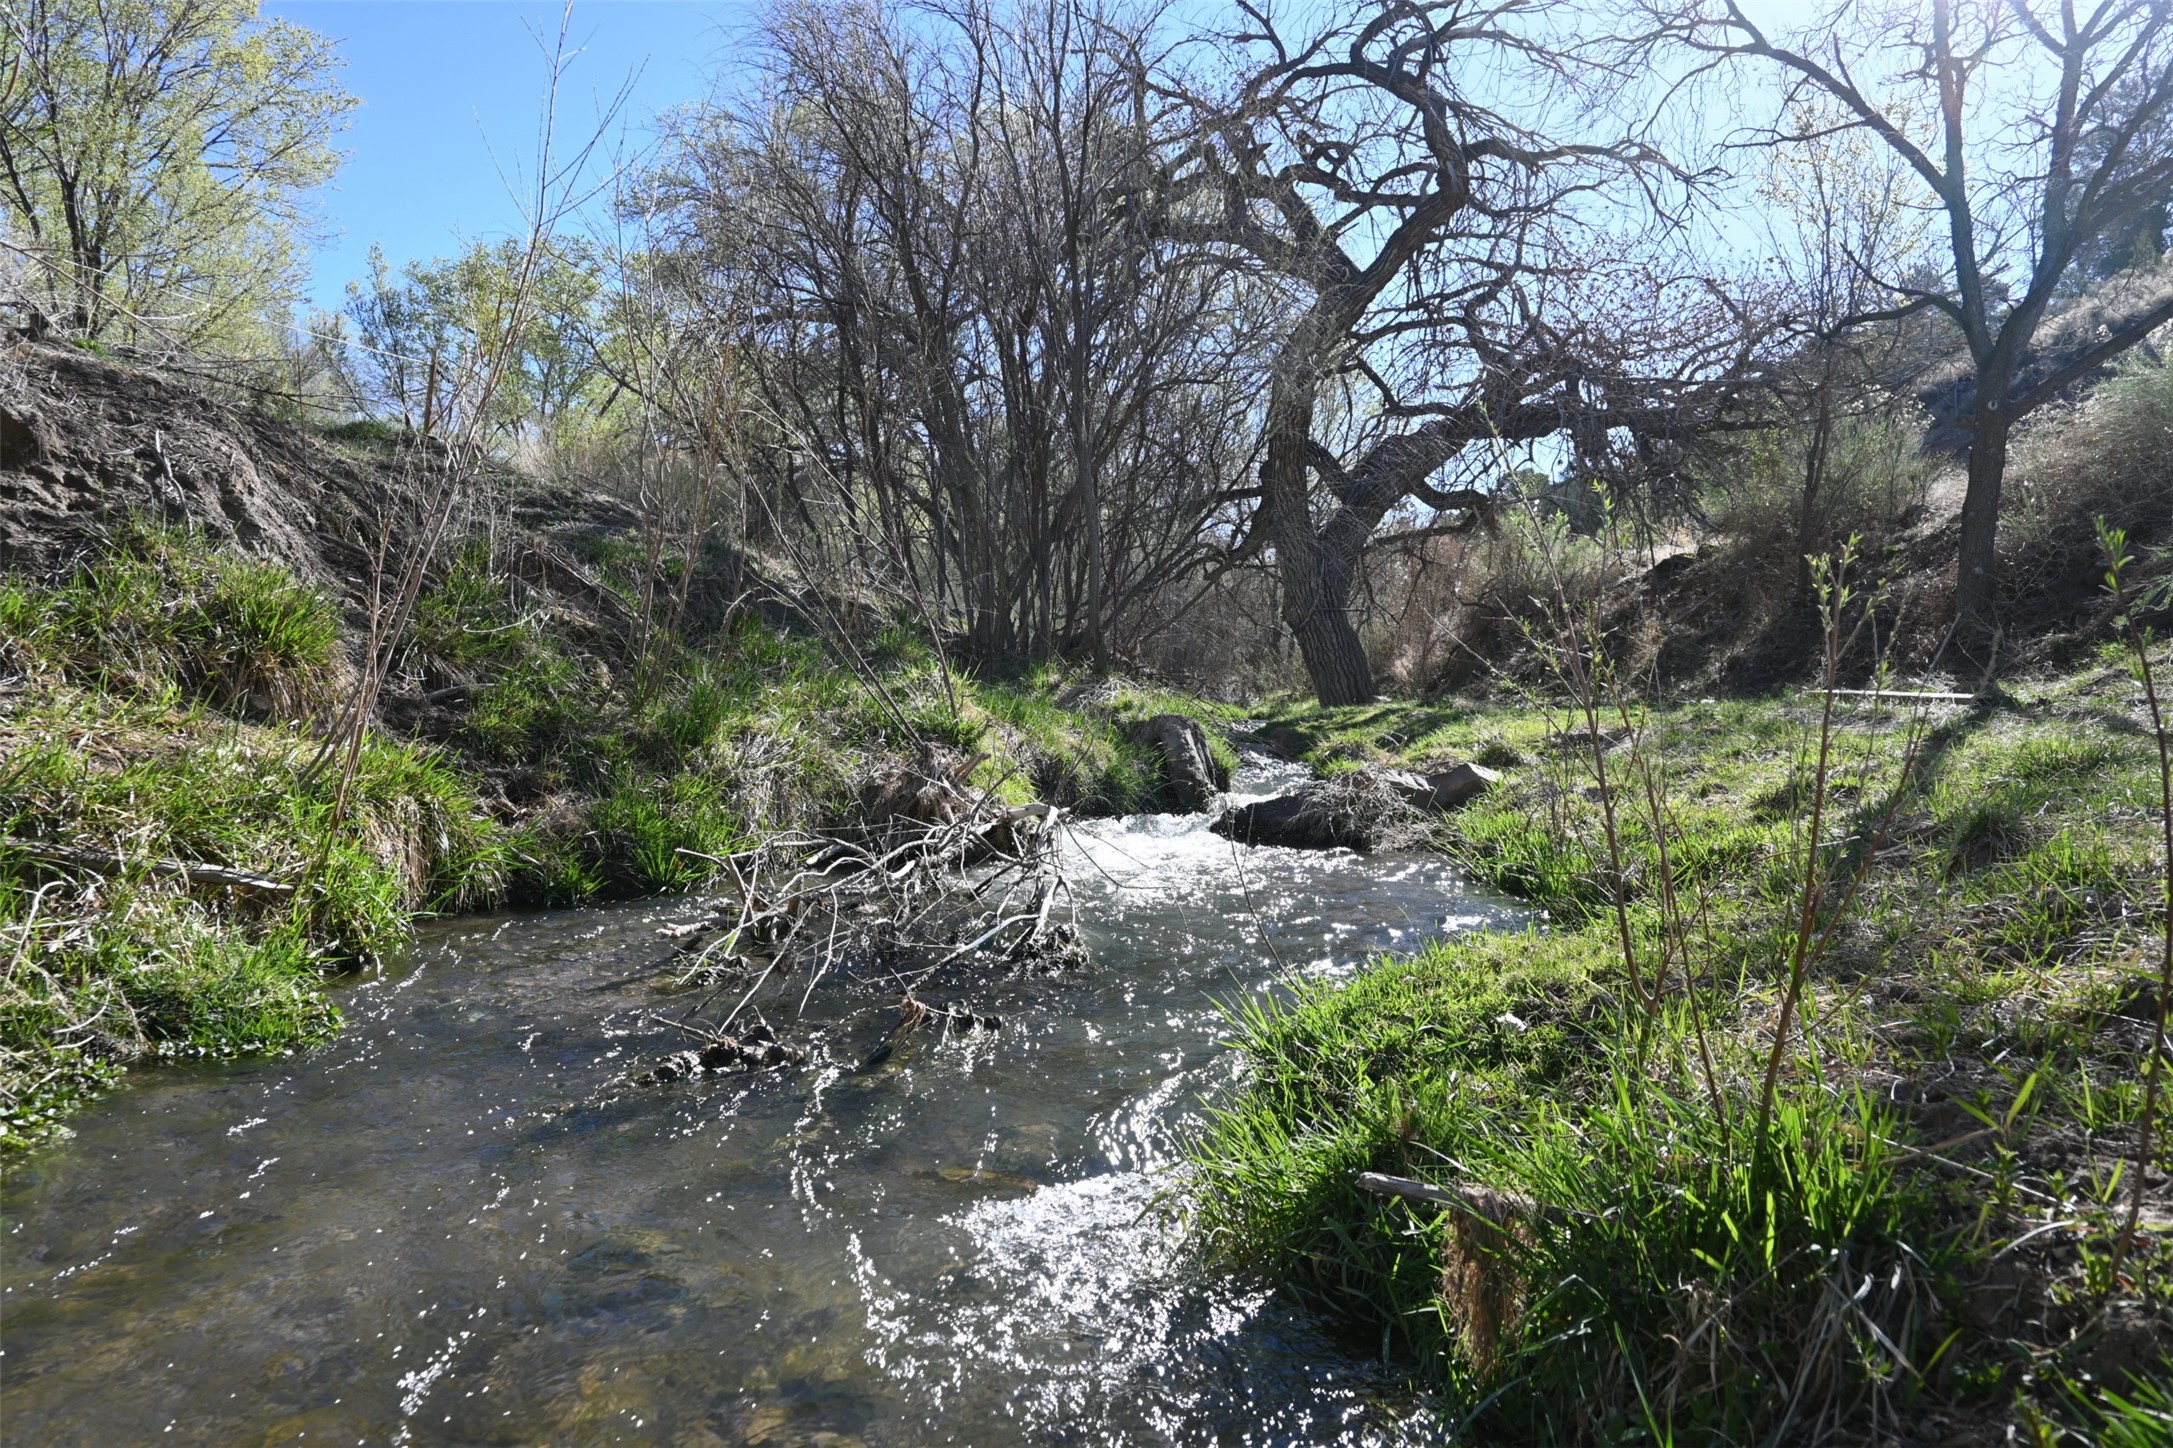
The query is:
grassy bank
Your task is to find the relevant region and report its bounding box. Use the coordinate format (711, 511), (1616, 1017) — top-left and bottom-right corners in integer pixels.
(0, 525), (1209, 1151)
(1194, 664), (2173, 1441)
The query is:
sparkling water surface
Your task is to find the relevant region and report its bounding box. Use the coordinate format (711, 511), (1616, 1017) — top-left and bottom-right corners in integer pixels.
(3, 752), (1524, 1445)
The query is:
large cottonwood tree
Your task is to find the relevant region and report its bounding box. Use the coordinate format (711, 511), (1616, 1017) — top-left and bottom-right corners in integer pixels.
(1168, 0), (1770, 705)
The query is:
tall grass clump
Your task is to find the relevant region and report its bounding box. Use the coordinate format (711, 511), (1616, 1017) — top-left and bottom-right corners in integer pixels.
(3, 520), (342, 719)
(2, 582), (505, 1149)
(1189, 954), (1940, 1441)
(971, 673), (1162, 814)
(2012, 354), (2173, 564)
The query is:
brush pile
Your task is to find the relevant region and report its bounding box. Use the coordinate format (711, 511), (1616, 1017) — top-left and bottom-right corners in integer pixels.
(629, 751), (1078, 1081)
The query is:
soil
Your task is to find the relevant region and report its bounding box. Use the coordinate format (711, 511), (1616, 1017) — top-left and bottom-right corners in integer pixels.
(0, 340), (642, 607)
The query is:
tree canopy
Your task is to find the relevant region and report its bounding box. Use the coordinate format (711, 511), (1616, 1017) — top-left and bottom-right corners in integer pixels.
(0, 0), (353, 347)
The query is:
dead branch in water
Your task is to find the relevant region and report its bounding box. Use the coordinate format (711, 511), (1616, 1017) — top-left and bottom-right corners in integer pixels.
(648, 768), (1078, 1060)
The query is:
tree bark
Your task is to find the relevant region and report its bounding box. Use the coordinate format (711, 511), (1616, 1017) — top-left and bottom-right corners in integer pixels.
(1287, 600), (1376, 706)
(1952, 405), (2010, 652)
(1262, 356), (1381, 705)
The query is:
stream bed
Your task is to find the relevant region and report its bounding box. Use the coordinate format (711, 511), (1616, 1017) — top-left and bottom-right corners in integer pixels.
(2, 755), (1524, 1445)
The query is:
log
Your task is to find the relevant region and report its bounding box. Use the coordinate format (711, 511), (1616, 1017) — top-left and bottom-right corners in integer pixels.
(5, 837), (296, 897)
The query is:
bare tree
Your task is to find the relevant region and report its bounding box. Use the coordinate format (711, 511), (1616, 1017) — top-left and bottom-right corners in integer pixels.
(639, 0), (1260, 668)
(1162, 0), (1775, 705)
(1665, 0), (2173, 649)
(1750, 94), (1938, 601)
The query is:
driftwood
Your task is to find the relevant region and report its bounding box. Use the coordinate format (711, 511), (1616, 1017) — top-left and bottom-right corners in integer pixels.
(656, 778), (1075, 1030)
(1355, 1171), (1545, 1373)
(1132, 714), (1227, 811)
(1354, 1171), (1540, 1218)
(5, 837), (295, 897)
(1214, 770), (1434, 851)
(618, 751), (1080, 1096)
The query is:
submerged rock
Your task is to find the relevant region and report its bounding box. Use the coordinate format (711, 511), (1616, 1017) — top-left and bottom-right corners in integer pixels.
(632, 1025), (806, 1085)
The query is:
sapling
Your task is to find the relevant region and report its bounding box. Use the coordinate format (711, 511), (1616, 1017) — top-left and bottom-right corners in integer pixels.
(2097, 521), (2173, 1292)
(1754, 543), (1932, 1150)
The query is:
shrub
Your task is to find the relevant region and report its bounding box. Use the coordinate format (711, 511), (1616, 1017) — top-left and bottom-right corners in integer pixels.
(2006, 349), (2173, 614)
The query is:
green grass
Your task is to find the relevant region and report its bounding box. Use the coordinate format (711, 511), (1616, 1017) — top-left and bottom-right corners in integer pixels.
(2077, 1372), (2173, 1448)
(0, 687), (506, 1149)
(970, 673), (1163, 812)
(1190, 936), (1946, 1441)
(2, 519), (342, 720)
(1192, 670), (2173, 1441)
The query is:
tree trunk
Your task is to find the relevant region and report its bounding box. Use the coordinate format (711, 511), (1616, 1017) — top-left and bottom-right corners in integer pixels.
(1288, 602), (1376, 706)
(1953, 406), (2011, 655)
(1262, 372), (1381, 706)
(1072, 297), (1107, 671)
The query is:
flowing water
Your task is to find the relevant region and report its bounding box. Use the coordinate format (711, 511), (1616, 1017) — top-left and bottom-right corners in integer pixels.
(2, 754), (1524, 1445)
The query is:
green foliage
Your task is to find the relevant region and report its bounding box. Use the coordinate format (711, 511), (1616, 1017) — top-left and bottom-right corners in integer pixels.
(0, 685), (504, 1149)
(1193, 675), (2173, 1439)
(0, 0), (354, 348)
(1, 691), (503, 951)
(0, 534), (517, 1148)
(971, 676), (1163, 814)
(1189, 936), (1940, 1441)
(2080, 1371), (2173, 1448)
(0, 868), (342, 1151)
(340, 237), (617, 446)
(4, 521), (342, 718)
(581, 769), (747, 895)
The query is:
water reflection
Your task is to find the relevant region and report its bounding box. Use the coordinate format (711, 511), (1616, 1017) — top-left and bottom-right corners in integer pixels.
(3, 754), (1523, 1444)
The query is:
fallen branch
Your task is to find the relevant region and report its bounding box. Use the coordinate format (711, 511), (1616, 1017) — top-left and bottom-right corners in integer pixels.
(5, 837), (295, 897)
(1355, 1171), (1541, 1218)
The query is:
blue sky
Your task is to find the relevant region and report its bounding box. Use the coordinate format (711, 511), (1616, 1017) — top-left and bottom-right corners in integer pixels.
(266, 1), (754, 316)
(269, 0), (1830, 322)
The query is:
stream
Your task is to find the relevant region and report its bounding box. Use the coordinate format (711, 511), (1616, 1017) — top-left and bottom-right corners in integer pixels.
(2, 753), (1524, 1445)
